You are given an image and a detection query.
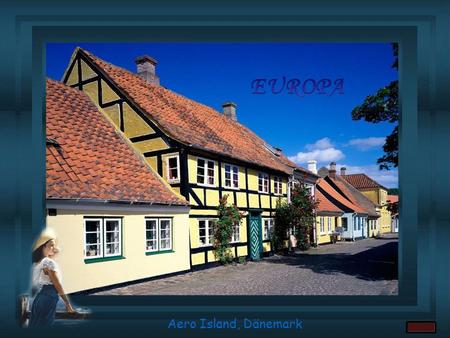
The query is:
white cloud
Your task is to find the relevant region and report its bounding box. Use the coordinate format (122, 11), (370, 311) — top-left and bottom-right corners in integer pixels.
(287, 137), (397, 188)
(289, 148), (345, 164)
(338, 163), (398, 188)
(347, 137), (385, 151)
(305, 137), (334, 151)
(289, 137), (345, 165)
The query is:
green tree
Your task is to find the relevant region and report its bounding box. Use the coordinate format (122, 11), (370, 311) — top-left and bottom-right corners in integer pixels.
(273, 182), (318, 252)
(351, 43), (398, 170)
(290, 182), (318, 250)
(213, 195), (244, 264)
(272, 199), (291, 252)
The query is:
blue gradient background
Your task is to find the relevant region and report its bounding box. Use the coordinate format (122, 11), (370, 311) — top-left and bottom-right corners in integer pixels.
(0, 1), (449, 337)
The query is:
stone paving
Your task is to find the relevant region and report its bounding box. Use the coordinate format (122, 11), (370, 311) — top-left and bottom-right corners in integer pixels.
(92, 235), (398, 296)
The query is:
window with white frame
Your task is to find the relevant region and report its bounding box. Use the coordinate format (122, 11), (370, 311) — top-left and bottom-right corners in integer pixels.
(274, 176), (282, 195)
(231, 222), (240, 242)
(166, 155), (180, 183)
(258, 172), (269, 193)
(197, 158), (215, 186)
(224, 164), (239, 189)
(145, 218), (172, 253)
(84, 218), (122, 259)
(263, 218), (274, 240)
(199, 219), (215, 246)
(320, 217), (325, 234)
(328, 217), (332, 233)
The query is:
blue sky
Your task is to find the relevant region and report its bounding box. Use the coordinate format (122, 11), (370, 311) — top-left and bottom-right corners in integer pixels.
(46, 42), (398, 188)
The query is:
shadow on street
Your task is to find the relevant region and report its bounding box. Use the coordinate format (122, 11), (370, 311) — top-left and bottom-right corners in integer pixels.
(266, 241), (398, 281)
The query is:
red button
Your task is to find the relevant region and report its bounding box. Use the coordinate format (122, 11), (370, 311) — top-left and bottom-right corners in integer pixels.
(406, 321), (436, 333)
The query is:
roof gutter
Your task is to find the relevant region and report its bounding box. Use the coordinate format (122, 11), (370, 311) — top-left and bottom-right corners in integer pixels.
(46, 198), (188, 207)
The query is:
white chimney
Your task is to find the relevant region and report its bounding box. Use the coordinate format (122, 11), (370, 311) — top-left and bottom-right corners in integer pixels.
(340, 167), (346, 176)
(135, 55), (159, 85)
(222, 102), (237, 121)
(307, 160), (317, 174)
(329, 162), (337, 178)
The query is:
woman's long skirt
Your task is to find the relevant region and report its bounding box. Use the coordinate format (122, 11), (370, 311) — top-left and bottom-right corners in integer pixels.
(29, 285), (59, 328)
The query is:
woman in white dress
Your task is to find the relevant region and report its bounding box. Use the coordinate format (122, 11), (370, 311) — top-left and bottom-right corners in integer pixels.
(29, 228), (75, 327)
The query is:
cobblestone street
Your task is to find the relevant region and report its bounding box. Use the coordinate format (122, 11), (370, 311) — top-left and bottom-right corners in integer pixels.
(92, 235), (398, 296)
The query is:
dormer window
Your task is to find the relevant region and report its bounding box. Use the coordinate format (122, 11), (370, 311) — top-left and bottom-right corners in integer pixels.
(166, 155), (180, 183)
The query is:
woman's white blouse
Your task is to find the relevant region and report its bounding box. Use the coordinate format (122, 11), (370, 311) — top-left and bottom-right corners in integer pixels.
(32, 257), (62, 291)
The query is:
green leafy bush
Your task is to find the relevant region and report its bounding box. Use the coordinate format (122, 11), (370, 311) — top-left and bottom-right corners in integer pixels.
(213, 195), (244, 264)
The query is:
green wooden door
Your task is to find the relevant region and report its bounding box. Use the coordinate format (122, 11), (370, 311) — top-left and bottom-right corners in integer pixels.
(248, 214), (263, 260)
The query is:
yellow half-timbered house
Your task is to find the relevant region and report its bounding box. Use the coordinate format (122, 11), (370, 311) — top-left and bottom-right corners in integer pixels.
(61, 47), (299, 267)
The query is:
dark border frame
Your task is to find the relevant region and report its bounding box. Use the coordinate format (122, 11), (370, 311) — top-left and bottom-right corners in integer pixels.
(3, 2), (449, 337)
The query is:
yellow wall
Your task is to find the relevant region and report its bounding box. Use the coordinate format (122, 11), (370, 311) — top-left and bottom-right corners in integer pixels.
(146, 156), (157, 172)
(80, 59), (97, 80)
(315, 216), (339, 245)
(360, 188), (392, 234)
(189, 216), (248, 266)
(247, 169), (259, 191)
(368, 219), (379, 237)
(134, 138), (168, 153)
(47, 209), (190, 294)
(380, 208), (392, 233)
(361, 190), (379, 204)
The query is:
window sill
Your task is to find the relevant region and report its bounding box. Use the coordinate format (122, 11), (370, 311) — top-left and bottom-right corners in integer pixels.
(168, 179), (180, 184)
(84, 256), (125, 264)
(146, 250), (174, 256)
(224, 186), (240, 191)
(197, 183), (216, 188)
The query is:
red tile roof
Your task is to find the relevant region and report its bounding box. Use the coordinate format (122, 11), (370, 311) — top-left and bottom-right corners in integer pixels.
(46, 79), (187, 205)
(315, 185), (344, 214)
(77, 48), (297, 175)
(335, 175), (379, 217)
(341, 173), (387, 190)
(326, 175), (378, 216)
(387, 195), (398, 203)
(316, 178), (365, 214)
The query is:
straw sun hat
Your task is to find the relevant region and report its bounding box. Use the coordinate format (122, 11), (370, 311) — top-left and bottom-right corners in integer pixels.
(32, 227), (60, 252)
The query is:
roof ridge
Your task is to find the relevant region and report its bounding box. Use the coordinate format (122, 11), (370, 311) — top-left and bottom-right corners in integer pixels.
(77, 47), (296, 174)
(339, 175), (379, 209)
(334, 176), (377, 214)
